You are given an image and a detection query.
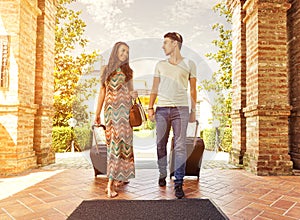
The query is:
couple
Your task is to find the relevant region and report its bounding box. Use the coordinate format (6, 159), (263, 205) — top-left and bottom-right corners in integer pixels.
(94, 32), (197, 199)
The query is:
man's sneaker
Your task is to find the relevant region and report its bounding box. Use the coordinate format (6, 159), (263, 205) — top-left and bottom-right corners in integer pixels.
(175, 185), (185, 199)
(158, 178), (166, 187)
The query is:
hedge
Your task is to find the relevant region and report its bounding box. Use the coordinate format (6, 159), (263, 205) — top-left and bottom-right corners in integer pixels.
(202, 128), (216, 151)
(201, 127), (232, 152)
(219, 127), (232, 152)
(52, 126), (93, 152)
(52, 125), (232, 153)
(74, 126), (93, 150)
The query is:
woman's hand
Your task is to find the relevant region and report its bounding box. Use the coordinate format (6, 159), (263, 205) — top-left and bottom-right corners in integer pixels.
(130, 90), (138, 99)
(94, 115), (101, 125)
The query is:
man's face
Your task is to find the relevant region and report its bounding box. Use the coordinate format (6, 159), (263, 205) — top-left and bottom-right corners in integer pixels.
(162, 37), (176, 56)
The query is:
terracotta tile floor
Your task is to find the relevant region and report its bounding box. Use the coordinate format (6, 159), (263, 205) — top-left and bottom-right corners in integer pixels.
(1, 167), (300, 220)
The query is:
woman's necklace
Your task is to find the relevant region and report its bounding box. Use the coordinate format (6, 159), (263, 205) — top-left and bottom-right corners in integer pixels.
(116, 67), (121, 72)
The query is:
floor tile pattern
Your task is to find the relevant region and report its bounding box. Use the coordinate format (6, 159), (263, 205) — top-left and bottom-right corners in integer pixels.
(1, 167), (300, 220)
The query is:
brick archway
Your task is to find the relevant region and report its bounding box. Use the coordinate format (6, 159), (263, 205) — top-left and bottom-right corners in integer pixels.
(228, 0), (300, 175)
(1, 0), (299, 176)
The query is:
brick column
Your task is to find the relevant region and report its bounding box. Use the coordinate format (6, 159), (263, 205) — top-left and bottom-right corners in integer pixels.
(287, 0), (300, 170)
(0, 1), (19, 175)
(227, 0), (247, 166)
(0, 0), (56, 175)
(0, 0), (41, 175)
(34, 0), (56, 166)
(243, 0), (292, 175)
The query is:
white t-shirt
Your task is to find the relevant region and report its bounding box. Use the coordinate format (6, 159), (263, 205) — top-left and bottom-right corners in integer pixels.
(154, 58), (197, 107)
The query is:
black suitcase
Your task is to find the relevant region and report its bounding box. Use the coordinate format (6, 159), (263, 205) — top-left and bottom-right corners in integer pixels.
(90, 124), (107, 177)
(169, 120), (205, 180)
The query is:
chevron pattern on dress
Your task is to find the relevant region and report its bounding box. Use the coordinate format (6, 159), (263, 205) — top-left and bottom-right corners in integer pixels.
(104, 72), (135, 181)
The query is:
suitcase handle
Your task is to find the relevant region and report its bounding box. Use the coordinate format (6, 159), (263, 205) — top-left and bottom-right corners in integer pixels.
(193, 120), (199, 146)
(92, 124), (106, 154)
(92, 124), (106, 130)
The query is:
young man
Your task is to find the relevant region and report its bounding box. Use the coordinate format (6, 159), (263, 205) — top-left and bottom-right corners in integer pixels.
(148, 32), (197, 199)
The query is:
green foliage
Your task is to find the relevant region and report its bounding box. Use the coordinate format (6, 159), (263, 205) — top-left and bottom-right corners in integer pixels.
(200, 1), (232, 128)
(52, 126), (74, 152)
(74, 126), (93, 151)
(133, 127), (141, 131)
(54, 0), (99, 127)
(145, 120), (156, 130)
(72, 76), (98, 127)
(202, 128), (216, 151)
(202, 127), (232, 152)
(219, 127), (232, 152)
(52, 126), (93, 152)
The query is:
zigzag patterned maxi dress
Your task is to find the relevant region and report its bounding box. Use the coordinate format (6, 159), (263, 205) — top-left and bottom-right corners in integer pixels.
(104, 71), (135, 181)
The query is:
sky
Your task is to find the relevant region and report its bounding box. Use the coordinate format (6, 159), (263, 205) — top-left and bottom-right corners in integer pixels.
(69, 0), (228, 76)
(69, 0), (229, 128)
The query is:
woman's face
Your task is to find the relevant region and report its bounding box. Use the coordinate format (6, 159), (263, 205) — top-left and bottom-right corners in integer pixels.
(117, 44), (129, 62)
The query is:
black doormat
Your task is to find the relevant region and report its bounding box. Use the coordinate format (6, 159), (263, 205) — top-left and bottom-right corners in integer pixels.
(67, 198), (229, 220)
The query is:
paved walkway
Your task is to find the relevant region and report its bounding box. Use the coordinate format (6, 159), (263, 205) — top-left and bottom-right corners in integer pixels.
(0, 150), (235, 201)
(40, 149), (237, 170)
(1, 151), (300, 219)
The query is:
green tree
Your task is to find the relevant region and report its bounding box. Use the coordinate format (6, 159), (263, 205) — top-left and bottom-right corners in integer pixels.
(72, 75), (98, 127)
(200, 1), (232, 127)
(54, 0), (99, 127)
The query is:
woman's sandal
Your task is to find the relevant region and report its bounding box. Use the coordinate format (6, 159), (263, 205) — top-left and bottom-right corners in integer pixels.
(105, 187), (118, 198)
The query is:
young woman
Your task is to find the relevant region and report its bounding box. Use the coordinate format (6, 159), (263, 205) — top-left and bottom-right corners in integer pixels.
(94, 42), (138, 198)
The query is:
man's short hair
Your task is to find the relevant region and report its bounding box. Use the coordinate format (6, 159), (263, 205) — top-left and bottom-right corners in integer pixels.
(164, 32), (183, 49)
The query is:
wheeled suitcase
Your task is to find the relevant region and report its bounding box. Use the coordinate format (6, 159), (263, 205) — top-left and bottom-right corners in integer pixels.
(169, 120), (205, 180)
(90, 124), (107, 177)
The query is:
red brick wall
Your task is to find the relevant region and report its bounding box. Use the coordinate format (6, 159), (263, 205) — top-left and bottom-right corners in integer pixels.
(287, 0), (300, 169)
(0, 0), (56, 175)
(229, 0), (293, 175)
(0, 0), (37, 175)
(34, 0), (56, 166)
(230, 0), (247, 165)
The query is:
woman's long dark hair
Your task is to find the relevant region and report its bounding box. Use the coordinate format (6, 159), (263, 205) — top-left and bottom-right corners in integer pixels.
(101, 42), (133, 86)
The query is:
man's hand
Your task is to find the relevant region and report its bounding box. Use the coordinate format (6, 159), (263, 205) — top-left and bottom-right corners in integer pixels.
(189, 112), (196, 122)
(148, 109), (155, 121)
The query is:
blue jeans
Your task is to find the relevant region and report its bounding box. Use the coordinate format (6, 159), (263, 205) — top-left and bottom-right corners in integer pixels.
(155, 106), (189, 187)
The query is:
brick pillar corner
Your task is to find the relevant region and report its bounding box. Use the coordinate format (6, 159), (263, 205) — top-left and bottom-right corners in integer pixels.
(287, 0), (300, 171)
(34, 0), (56, 166)
(227, 0), (247, 166)
(242, 0), (292, 175)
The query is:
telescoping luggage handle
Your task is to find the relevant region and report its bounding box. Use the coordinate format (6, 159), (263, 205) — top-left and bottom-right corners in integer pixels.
(92, 124), (106, 154)
(193, 120), (199, 146)
(92, 124), (106, 130)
